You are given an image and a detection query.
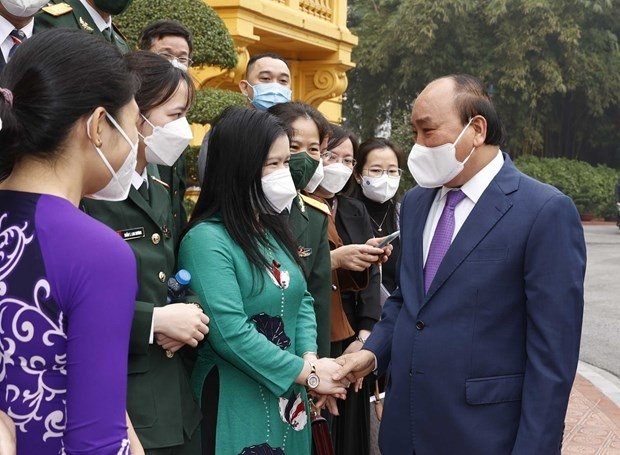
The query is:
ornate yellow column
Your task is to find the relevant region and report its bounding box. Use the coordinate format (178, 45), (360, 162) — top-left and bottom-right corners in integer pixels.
(293, 61), (350, 123)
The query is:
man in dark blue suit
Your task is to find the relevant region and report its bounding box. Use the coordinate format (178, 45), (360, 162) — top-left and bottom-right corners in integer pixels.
(334, 74), (586, 454)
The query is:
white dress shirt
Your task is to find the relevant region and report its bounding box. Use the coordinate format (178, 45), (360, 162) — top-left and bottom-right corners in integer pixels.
(131, 169), (149, 191)
(79, 0), (112, 32)
(422, 151), (504, 265)
(0, 15), (34, 63)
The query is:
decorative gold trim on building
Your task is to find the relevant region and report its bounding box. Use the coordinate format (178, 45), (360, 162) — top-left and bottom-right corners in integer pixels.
(299, 0), (333, 20)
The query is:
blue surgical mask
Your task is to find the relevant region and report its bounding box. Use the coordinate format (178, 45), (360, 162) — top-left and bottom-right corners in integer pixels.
(248, 82), (292, 111)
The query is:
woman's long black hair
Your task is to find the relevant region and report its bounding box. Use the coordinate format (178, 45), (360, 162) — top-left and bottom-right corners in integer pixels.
(181, 107), (302, 282)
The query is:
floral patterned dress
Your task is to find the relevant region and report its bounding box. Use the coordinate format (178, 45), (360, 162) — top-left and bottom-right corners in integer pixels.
(0, 191), (137, 454)
(179, 216), (317, 455)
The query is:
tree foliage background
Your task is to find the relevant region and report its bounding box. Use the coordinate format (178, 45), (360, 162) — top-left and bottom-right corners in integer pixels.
(344, 0), (620, 168)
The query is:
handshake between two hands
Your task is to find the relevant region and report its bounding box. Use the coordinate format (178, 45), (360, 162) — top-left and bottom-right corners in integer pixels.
(304, 349), (378, 416)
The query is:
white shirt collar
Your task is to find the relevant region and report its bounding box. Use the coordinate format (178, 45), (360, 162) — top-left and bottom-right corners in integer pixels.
(439, 150), (504, 203)
(0, 15), (35, 44)
(79, 0), (112, 32)
(131, 169), (149, 191)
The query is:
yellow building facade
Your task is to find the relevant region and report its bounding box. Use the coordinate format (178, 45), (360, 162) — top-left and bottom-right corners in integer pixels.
(192, 0), (357, 128)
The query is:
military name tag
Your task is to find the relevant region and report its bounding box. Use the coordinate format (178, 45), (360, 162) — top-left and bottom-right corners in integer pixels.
(298, 246), (312, 258)
(118, 227), (145, 241)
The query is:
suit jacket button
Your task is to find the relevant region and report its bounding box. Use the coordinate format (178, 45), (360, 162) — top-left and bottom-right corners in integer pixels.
(332, 284), (337, 291)
(415, 320), (425, 330)
(158, 271), (166, 282)
(151, 233), (161, 245)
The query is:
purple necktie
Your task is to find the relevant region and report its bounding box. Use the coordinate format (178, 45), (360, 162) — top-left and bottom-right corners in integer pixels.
(424, 189), (467, 293)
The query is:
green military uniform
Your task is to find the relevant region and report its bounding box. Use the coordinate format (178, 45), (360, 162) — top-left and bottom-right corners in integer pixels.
(35, 0), (130, 54)
(289, 193), (332, 358)
(157, 157), (187, 237)
(81, 167), (201, 454)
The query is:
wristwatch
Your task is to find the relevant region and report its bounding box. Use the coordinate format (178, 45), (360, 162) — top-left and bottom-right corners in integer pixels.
(305, 362), (320, 389)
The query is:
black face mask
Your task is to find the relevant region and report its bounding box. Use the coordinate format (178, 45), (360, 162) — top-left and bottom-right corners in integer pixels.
(93, 0), (133, 15)
(289, 152), (319, 191)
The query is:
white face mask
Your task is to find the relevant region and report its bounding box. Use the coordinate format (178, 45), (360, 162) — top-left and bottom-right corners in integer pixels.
(361, 174), (400, 204)
(319, 162), (352, 194)
(304, 159), (324, 193)
(141, 115), (193, 166)
(247, 82), (292, 111)
(1, 0), (47, 17)
(407, 118), (475, 188)
(85, 112), (138, 201)
(170, 59), (188, 72)
(261, 168), (297, 214)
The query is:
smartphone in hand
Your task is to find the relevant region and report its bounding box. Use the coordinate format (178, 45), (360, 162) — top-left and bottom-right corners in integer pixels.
(376, 230), (400, 249)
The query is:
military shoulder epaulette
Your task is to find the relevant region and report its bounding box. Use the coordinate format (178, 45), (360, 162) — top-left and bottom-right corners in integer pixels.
(41, 2), (72, 16)
(150, 176), (170, 189)
(300, 194), (330, 216)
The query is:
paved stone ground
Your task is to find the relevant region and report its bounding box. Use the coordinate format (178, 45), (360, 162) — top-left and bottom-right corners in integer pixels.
(563, 374), (620, 454)
(580, 224), (620, 378)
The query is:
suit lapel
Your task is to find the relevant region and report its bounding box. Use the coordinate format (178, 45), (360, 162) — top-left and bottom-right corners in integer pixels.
(128, 185), (162, 228)
(337, 198), (364, 244)
(66, 0), (99, 35)
(408, 189), (438, 307)
(422, 155), (520, 306)
(289, 196), (309, 243)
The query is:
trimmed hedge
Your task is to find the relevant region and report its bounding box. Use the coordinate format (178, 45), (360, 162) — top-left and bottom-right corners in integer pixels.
(515, 156), (619, 219)
(187, 88), (247, 125)
(184, 89), (247, 185)
(116, 0), (237, 69)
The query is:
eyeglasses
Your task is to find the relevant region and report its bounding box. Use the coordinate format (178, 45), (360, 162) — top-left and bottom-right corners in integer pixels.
(157, 52), (193, 67)
(363, 168), (403, 178)
(320, 150), (356, 168)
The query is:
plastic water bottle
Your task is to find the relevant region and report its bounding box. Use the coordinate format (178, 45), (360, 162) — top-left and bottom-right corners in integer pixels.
(167, 269), (191, 304)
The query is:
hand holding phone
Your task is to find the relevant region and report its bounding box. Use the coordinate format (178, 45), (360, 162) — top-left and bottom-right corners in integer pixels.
(376, 230), (400, 249)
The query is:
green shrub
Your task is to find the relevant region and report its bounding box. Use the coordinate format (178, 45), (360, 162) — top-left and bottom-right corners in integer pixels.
(515, 156), (619, 218)
(187, 88), (247, 125)
(117, 0), (237, 69)
(184, 89), (247, 184)
(185, 146), (200, 186)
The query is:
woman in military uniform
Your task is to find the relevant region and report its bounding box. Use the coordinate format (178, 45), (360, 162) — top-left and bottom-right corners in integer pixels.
(82, 51), (207, 455)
